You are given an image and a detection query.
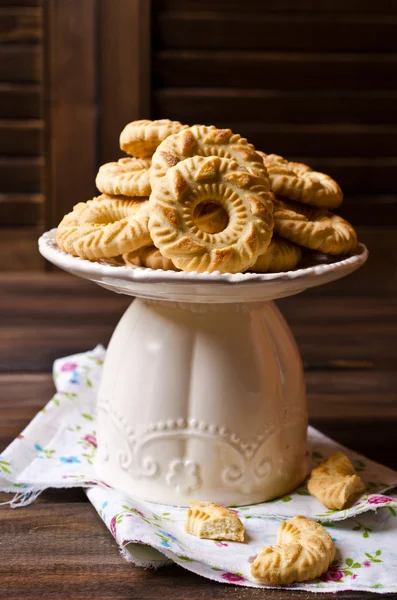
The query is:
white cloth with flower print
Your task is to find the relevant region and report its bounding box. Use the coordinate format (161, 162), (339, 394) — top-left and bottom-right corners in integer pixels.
(1, 346), (397, 593)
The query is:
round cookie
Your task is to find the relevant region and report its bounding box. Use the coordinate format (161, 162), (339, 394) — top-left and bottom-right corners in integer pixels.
(123, 246), (179, 271)
(150, 124), (268, 188)
(148, 155), (274, 273)
(258, 152), (343, 209)
(251, 516), (335, 585)
(56, 195), (151, 260)
(251, 237), (302, 273)
(120, 119), (188, 158)
(96, 158), (151, 197)
(273, 197), (357, 256)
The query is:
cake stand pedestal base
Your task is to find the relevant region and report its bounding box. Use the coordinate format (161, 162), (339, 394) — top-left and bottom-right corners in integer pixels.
(95, 298), (308, 506)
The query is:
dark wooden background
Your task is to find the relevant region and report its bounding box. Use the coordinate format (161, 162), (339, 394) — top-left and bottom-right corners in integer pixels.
(0, 0), (397, 272)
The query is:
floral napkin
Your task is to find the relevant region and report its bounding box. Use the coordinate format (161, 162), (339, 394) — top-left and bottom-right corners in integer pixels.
(1, 346), (397, 593)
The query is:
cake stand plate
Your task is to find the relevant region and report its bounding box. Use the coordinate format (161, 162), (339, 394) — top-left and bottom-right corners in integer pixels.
(39, 230), (368, 506)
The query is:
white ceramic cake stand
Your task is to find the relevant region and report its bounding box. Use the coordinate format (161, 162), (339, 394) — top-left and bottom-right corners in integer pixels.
(39, 230), (368, 506)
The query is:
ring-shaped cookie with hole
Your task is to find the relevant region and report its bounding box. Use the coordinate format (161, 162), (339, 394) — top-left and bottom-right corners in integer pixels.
(150, 124), (268, 188)
(96, 158), (151, 197)
(120, 119), (188, 158)
(251, 237), (302, 273)
(148, 155), (274, 273)
(273, 198), (357, 255)
(56, 195), (151, 261)
(258, 152), (343, 209)
(251, 516), (335, 585)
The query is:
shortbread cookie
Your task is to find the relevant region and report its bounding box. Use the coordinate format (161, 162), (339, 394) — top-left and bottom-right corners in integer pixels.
(251, 516), (335, 585)
(150, 124), (268, 188)
(96, 158), (151, 197)
(120, 119), (188, 158)
(185, 501), (244, 542)
(123, 245), (179, 271)
(56, 196), (151, 260)
(308, 452), (365, 510)
(273, 198), (357, 256)
(149, 155), (274, 273)
(258, 152), (342, 209)
(251, 237), (302, 273)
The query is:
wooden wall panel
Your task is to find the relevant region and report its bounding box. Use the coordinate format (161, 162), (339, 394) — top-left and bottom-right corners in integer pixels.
(0, 119), (42, 155)
(0, 193), (43, 226)
(153, 1), (397, 227)
(156, 0), (397, 11)
(0, 45), (41, 81)
(43, 0), (97, 228)
(0, 1), (43, 270)
(154, 89), (397, 125)
(98, 0), (151, 164)
(154, 51), (397, 91)
(0, 6), (42, 43)
(0, 83), (40, 118)
(155, 12), (397, 52)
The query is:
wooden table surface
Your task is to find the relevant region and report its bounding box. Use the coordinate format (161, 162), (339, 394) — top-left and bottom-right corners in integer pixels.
(0, 268), (396, 599)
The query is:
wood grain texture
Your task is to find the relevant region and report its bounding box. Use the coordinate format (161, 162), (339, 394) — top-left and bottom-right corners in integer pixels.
(0, 6), (42, 43)
(43, 0), (96, 228)
(0, 119), (42, 155)
(154, 50), (397, 91)
(0, 227), (43, 270)
(210, 123), (397, 158)
(0, 192), (43, 225)
(154, 88), (397, 125)
(0, 45), (41, 81)
(98, 0), (151, 164)
(0, 83), (40, 118)
(155, 11), (397, 52)
(0, 157), (42, 192)
(155, 0), (397, 11)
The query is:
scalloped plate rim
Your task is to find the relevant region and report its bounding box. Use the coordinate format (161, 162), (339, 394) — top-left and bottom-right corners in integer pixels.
(38, 229), (368, 289)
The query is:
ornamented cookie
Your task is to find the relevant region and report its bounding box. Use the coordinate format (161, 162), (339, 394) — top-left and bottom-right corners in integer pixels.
(96, 158), (151, 197)
(185, 501), (244, 542)
(273, 198), (357, 256)
(251, 237), (302, 273)
(258, 152), (343, 209)
(150, 124), (268, 188)
(120, 119), (188, 158)
(123, 245), (179, 271)
(148, 155), (274, 273)
(251, 516), (335, 585)
(307, 452), (365, 510)
(56, 195), (151, 260)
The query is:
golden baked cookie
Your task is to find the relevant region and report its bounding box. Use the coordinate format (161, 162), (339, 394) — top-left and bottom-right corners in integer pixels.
(56, 195), (151, 260)
(308, 452), (365, 510)
(251, 237), (302, 273)
(96, 158), (151, 197)
(273, 198), (358, 256)
(123, 245), (178, 271)
(150, 124), (268, 188)
(251, 516), (335, 585)
(258, 152), (343, 209)
(148, 155), (274, 273)
(120, 119), (188, 158)
(185, 501), (244, 542)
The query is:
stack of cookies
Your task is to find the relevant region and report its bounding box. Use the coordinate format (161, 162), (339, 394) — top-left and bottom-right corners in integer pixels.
(56, 119), (358, 274)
